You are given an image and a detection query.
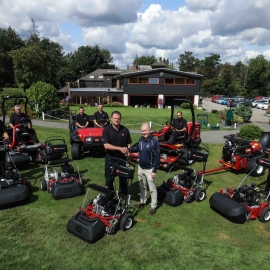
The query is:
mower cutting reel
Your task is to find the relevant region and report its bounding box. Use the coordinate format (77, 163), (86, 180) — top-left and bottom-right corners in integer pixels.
(157, 145), (209, 206)
(39, 137), (83, 199)
(67, 158), (136, 243)
(209, 153), (270, 224)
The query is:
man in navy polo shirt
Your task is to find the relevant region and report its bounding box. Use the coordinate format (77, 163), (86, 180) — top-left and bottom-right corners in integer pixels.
(102, 111), (131, 195)
(93, 103), (109, 127)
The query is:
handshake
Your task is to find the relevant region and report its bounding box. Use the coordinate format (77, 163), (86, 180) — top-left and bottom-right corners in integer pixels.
(121, 147), (129, 155)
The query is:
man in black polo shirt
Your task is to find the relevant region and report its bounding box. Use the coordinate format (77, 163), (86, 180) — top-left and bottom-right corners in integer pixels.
(9, 105), (38, 143)
(75, 107), (89, 128)
(93, 103), (109, 127)
(102, 111), (131, 195)
(167, 111), (187, 144)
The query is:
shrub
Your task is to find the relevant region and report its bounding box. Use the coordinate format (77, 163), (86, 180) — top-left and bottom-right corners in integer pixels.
(239, 125), (263, 140)
(233, 105), (252, 122)
(26, 82), (60, 112)
(7, 103), (37, 119)
(180, 102), (197, 110)
(103, 102), (126, 107)
(233, 114), (243, 124)
(211, 109), (218, 114)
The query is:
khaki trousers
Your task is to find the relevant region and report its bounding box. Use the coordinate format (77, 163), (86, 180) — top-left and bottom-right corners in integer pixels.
(138, 165), (157, 209)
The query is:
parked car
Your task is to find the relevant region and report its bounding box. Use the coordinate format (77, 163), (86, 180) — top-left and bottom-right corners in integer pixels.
(236, 99), (252, 107)
(252, 100), (265, 108)
(211, 95), (225, 102)
(221, 98), (230, 105)
(257, 101), (269, 109)
(228, 100), (241, 107)
(261, 103), (269, 110)
(215, 98), (225, 104)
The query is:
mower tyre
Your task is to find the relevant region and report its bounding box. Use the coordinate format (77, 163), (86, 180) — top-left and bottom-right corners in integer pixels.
(120, 213), (134, 231)
(72, 143), (81, 160)
(195, 188), (206, 202)
(259, 207), (270, 222)
(40, 178), (47, 191)
(26, 180), (33, 193)
(246, 157), (265, 177)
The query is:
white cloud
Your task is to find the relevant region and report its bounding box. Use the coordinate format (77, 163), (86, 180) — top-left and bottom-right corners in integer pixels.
(0, 0), (269, 69)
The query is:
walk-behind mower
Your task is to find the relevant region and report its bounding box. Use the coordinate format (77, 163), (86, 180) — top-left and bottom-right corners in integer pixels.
(0, 138), (32, 207)
(2, 95), (41, 167)
(69, 114), (104, 160)
(39, 137), (83, 200)
(130, 99), (201, 169)
(200, 132), (270, 177)
(157, 145), (209, 206)
(67, 158), (135, 244)
(209, 153), (270, 224)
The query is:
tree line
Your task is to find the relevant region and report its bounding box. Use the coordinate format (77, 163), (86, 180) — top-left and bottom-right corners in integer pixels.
(1, 26), (270, 97)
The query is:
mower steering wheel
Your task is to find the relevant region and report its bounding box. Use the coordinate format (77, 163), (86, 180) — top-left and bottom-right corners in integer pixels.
(18, 118), (31, 127)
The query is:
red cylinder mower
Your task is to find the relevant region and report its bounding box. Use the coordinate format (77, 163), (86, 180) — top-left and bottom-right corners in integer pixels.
(200, 132), (270, 177)
(157, 145), (209, 206)
(209, 153), (270, 224)
(67, 158), (136, 244)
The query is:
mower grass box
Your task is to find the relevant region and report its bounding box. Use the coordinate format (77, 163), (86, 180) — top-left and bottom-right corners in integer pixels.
(0, 184), (30, 206)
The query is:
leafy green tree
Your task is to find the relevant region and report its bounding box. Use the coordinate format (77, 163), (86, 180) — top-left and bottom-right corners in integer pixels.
(137, 55), (157, 65)
(198, 53), (221, 80)
(69, 45), (115, 78)
(8, 45), (46, 89)
(0, 27), (25, 86)
(26, 81), (60, 112)
(247, 55), (270, 95)
(177, 51), (200, 72)
(233, 61), (248, 86)
(38, 38), (65, 88)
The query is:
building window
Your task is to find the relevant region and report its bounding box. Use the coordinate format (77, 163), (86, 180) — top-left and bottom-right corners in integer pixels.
(149, 78), (159, 84)
(186, 78), (195, 84)
(89, 75), (94, 79)
(139, 78), (148, 84)
(165, 78), (174, 84)
(128, 78), (138, 83)
(175, 78), (185, 84)
(98, 75), (104, 79)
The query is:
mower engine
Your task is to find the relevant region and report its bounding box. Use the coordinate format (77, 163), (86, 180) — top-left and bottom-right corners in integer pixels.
(92, 194), (120, 216)
(233, 184), (260, 206)
(222, 140), (237, 162)
(171, 170), (197, 189)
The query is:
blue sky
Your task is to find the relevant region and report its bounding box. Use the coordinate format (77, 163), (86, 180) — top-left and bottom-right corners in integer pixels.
(1, 0), (270, 68)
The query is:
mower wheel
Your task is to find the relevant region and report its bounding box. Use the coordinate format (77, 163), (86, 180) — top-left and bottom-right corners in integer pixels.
(120, 213), (134, 231)
(246, 157), (266, 177)
(40, 178), (47, 191)
(259, 207), (270, 222)
(195, 188), (206, 202)
(72, 143), (81, 160)
(26, 180), (33, 193)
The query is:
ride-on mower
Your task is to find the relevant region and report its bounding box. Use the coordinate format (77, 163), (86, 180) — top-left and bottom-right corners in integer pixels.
(209, 153), (270, 224)
(69, 114), (105, 160)
(2, 95), (40, 166)
(157, 145), (209, 206)
(0, 138), (32, 207)
(39, 137), (83, 200)
(200, 132), (270, 177)
(67, 158), (135, 243)
(130, 99), (201, 169)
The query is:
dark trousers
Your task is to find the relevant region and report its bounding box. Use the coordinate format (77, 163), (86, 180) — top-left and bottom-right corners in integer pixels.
(104, 154), (128, 195)
(167, 131), (185, 144)
(16, 128), (38, 143)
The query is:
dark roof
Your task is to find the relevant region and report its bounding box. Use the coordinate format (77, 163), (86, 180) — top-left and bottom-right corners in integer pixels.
(114, 68), (203, 78)
(151, 61), (166, 67)
(57, 85), (68, 93)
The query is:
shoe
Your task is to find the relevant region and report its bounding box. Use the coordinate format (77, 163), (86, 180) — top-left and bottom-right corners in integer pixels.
(149, 208), (156, 215)
(134, 202), (145, 209)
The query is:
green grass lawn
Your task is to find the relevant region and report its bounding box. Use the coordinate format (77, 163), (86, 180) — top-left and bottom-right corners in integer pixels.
(59, 105), (223, 131)
(0, 126), (269, 270)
